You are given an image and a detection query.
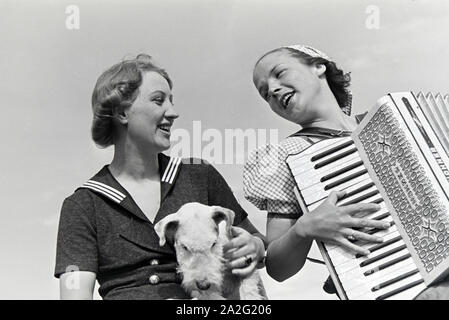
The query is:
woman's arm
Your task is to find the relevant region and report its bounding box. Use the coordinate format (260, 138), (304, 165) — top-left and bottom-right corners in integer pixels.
(60, 271), (96, 300)
(265, 216), (313, 282)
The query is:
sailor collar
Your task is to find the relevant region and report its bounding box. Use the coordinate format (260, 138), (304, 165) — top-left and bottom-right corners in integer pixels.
(77, 153), (183, 223)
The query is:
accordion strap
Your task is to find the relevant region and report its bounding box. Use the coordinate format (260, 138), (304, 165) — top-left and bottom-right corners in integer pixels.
(289, 127), (351, 140)
(288, 112), (367, 141)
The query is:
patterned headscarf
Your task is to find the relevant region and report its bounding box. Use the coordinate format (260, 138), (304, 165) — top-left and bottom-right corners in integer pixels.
(283, 45), (352, 116)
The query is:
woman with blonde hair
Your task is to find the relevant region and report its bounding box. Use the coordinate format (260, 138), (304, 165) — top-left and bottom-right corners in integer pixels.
(55, 54), (267, 300)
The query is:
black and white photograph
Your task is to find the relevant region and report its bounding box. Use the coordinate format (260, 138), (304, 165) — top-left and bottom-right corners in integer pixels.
(2, 0), (449, 304)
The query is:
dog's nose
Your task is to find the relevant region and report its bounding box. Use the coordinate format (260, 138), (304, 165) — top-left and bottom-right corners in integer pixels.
(196, 280), (211, 291)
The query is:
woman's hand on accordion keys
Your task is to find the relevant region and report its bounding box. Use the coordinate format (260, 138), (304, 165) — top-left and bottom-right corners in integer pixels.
(295, 190), (391, 256)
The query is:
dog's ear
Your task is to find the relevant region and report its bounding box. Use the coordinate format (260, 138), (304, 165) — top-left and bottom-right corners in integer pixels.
(211, 206), (235, 236)
(154, 213), (179, 247)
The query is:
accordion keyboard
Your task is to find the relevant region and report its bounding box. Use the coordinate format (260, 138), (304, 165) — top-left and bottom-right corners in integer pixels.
(288, 137), (427, 299)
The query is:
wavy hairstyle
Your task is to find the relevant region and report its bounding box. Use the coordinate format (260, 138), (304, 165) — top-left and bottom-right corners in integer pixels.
(91, 54), (173, 148)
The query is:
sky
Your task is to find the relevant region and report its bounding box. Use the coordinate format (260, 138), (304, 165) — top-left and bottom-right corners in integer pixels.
(1, 0), (448, 300)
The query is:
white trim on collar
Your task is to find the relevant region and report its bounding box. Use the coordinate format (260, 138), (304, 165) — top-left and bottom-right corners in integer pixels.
(161, 156), (174, 182)
(82, 180), (126, 203)
(161, 157), (181, 184)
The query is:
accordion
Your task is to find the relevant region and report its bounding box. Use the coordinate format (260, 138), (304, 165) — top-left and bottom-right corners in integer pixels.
(286, 92), (449, 300)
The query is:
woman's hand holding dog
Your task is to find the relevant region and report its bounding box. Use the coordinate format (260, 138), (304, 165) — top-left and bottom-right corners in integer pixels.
(223, 227), (266, 277)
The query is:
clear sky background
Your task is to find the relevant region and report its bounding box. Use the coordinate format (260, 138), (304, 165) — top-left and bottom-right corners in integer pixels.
(1, 0), (448, 299)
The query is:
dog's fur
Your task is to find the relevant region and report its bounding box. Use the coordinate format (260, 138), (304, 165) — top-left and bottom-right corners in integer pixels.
(154, 202), (267, 300)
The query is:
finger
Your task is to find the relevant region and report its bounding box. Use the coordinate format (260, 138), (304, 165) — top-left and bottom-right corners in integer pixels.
(230, 258), (257, 277)
(223, 236), (248, 253)
(230, 226), (246, 237)
(228, 254), (255, 269)
(341, 202), (381, 216)
(338, 238), (371, 256)
(223, 227), (249, 252)
(347, 217), (391, 230)
(225, 245), (252, 261)
(327, 190), (346, 204)
(231, 262), (257, 277)
(343, 229), (384, 244)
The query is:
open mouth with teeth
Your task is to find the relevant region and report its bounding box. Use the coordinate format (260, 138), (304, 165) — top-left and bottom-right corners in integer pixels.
(281, 91), (295, 109)
(158, 124), (171, 133)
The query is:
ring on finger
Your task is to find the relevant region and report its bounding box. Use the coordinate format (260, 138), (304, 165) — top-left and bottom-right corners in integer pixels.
(243, 255), (253, 266)
(346, 231), (356, 242)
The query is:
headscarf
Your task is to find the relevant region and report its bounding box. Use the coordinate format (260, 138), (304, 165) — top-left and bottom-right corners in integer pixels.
(283, 45), (352, 116)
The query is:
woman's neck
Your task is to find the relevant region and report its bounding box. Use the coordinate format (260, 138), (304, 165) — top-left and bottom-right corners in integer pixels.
(305, 112), (357, 132)
(300, 89), (357, 131)
(109, 139), (160, 181)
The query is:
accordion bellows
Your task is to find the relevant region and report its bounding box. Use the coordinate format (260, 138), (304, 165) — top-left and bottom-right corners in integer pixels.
(287, 92), (449, 300)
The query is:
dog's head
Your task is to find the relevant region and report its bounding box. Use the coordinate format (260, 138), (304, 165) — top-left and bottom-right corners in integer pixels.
(154, 202), (235, 247)
(154, 202), (235, 296)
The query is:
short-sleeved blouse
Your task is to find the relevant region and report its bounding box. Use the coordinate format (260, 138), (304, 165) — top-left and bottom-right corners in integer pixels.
(244, 114), (367, 219)
(243, 136), (312, 218)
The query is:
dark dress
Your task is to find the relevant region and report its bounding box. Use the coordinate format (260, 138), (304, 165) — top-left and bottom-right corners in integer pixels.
(54, 154), (248, 299)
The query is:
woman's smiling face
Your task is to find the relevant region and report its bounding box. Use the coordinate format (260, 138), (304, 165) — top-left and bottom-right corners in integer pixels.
(124, 71), (178, 152)
(253, 49), (325, 125)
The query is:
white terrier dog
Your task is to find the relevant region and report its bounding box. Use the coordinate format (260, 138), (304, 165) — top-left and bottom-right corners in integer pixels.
(154, 202), (267, 300)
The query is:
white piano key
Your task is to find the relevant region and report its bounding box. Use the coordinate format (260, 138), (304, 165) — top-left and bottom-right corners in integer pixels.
(345, 261), (418, 298)
(340, 193), (383, 207)
(308, 199), (326, 211)
(303, 176), (374, 205)
(373, 272), (424, 300)
(336, 185), (379, 206)
(334, 239), (406, 273)
(384, 282), (426, 300)
(339, 254), (413, 286)
(302, 167), (369, 203)
(294, 153), (362, 183)
(349, 263), (421, 299)
(349, 258), (414, 291)
(312, 144), (358, 166)
(293, 153), (361, 185)
(292, 153), (360, 180)
(302, 172), (372, 200)
(327, 246), (357, 266)
(301, 173), (378, 212)
(346, 259), (416, 292)
(287, 137), (352, 167)
(365, 212), (393, 224)
(335, 244), (407, 275)
(290, 143), (358, 173)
